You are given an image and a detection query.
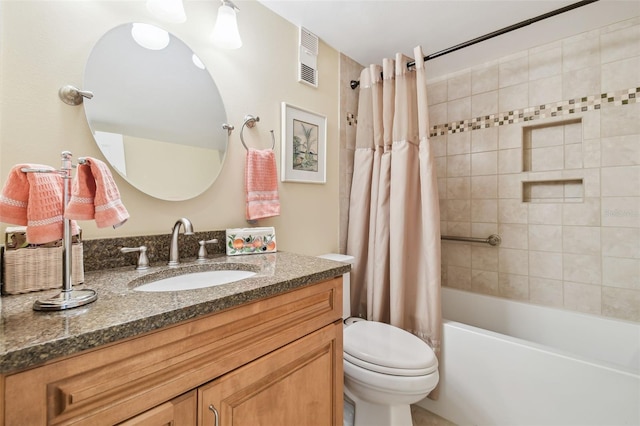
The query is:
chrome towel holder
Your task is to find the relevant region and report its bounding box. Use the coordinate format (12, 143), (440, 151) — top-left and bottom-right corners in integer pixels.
(240, 115), (275, 151)
(20, 151), (98, 311)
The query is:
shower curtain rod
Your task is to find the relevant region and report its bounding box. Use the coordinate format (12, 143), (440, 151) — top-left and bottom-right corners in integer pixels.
(349, 0), (599, 90)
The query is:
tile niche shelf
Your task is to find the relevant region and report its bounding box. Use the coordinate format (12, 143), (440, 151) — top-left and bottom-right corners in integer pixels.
(522, 118), (583, 172)
(522, 179), (584, 203)
(521, 118), (585, 203)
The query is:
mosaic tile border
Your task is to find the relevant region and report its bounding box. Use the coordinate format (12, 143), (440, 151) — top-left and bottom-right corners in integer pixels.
(429, 87), (640, 137)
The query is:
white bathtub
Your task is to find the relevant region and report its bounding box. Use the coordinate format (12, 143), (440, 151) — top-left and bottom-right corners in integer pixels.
(418, 287), (640, 426)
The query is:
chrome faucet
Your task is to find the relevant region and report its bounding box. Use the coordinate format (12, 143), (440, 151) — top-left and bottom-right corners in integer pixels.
(168, 217), (194, 266)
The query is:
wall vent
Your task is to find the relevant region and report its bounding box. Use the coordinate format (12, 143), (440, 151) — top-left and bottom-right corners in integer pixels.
(298, 27), (318, 88)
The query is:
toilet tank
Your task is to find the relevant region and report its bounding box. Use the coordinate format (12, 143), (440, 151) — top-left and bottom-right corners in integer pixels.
(317, 253), (354, 319)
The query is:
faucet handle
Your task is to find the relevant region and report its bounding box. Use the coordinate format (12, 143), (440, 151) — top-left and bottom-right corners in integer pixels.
(197, 239), (219, 262)
(120, 246), (150, 270)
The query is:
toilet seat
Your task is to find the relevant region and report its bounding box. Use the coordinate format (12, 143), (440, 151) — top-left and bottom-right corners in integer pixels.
(343, 321), (438, 376)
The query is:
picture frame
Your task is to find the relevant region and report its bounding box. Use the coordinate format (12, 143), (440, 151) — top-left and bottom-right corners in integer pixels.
(280, 102), (327, 184)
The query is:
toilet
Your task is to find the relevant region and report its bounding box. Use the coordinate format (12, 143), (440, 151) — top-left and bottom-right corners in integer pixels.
(318, 254), (439, 426)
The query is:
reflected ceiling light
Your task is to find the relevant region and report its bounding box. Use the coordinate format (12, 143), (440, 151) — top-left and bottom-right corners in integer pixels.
(131, 23), (170, 50)
(210, 0), (242, 49)
(146, 0), (186, 23)
(192, 54), (206, 70)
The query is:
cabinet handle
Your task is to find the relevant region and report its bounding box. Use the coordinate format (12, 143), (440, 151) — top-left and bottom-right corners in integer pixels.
(208, 404), (220, 426)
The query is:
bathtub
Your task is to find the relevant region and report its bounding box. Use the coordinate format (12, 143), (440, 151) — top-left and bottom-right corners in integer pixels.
(418, 287), (640, 426)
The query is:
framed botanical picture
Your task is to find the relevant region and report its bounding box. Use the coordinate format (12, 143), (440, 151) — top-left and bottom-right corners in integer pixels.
(280, 102), (327, 183)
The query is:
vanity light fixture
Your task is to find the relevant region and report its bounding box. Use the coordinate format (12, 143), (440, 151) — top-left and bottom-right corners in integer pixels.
(146, 0), (186, 23)
(131, 23), (170, 50)
(211, 0), (242, 49)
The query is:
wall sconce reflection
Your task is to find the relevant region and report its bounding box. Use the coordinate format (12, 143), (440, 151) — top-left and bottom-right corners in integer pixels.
(131, 23), (170, 50)
(192, 54), (206, 70)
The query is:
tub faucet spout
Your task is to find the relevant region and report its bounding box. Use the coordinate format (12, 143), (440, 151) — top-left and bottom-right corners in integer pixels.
(168, 217), (194, 266)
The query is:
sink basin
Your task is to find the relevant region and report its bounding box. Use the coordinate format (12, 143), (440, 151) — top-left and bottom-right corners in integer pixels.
(133, 269), (257, 292)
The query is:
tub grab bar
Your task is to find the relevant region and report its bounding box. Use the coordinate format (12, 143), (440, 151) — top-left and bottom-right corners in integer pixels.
(441, 234), (501, 246)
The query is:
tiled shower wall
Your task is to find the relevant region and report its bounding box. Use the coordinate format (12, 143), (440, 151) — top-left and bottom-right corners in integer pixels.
(338, 17), (639, 323)
(430, 17), (640, 322)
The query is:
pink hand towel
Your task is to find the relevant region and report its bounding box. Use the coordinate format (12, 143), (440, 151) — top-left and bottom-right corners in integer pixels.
(0, 164), (79, 244)
(65, 157), (129, 228)
(245, 149), (280, 221)
(64, 161), (96, 220)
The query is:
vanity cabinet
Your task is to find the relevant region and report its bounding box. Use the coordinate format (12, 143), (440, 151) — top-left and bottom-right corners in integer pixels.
(2, 277), (343, 425)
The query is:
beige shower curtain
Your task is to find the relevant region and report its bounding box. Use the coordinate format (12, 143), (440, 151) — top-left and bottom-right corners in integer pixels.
(346, 46), (442, 360)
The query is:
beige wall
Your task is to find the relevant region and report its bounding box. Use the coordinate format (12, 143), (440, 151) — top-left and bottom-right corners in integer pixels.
(0, 0), (341, 256)
(123, 135), (222, 201)
(430, 17), (640, 322)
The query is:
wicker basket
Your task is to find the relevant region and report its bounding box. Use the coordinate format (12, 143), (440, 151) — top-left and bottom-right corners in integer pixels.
(2, 243), (84, 295)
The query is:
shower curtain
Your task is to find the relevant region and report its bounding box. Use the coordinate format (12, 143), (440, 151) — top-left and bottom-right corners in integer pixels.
(346, 46), (442, 363)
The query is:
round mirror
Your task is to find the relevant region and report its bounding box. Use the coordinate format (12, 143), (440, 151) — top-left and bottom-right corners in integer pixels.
(83, 23), (228, 201)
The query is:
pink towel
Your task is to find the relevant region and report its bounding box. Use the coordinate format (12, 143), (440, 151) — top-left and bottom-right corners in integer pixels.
(0, 164), (79, 244)
(245, 149), (280, 221)
(65, 157), (129, 228)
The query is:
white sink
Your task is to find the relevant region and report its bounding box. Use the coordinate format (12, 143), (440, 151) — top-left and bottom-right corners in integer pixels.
(134, 269), (257, 292)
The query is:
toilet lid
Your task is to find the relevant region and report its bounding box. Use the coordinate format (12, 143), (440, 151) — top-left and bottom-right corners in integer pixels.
(343, 321), (438, 376)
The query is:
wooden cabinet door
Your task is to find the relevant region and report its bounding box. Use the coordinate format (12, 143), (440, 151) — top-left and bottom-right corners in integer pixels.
(118, 390), (196, 426)
(199, 321), (343, 426)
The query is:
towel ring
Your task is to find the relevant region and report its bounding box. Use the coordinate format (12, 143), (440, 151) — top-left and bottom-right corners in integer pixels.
(240, 115), (276, 151)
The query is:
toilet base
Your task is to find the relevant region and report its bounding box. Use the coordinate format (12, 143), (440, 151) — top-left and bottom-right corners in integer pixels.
(344, 386), (413, 426)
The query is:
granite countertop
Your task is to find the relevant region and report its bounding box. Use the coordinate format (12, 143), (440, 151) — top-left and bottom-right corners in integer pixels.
(0, 252), (349, 375)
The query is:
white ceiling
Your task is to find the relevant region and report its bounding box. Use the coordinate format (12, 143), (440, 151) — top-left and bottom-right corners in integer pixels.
(257, 0), (640, 79)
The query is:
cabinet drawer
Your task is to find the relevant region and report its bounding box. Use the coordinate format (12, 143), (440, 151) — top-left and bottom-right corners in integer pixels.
(4, 278), (341, 425)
